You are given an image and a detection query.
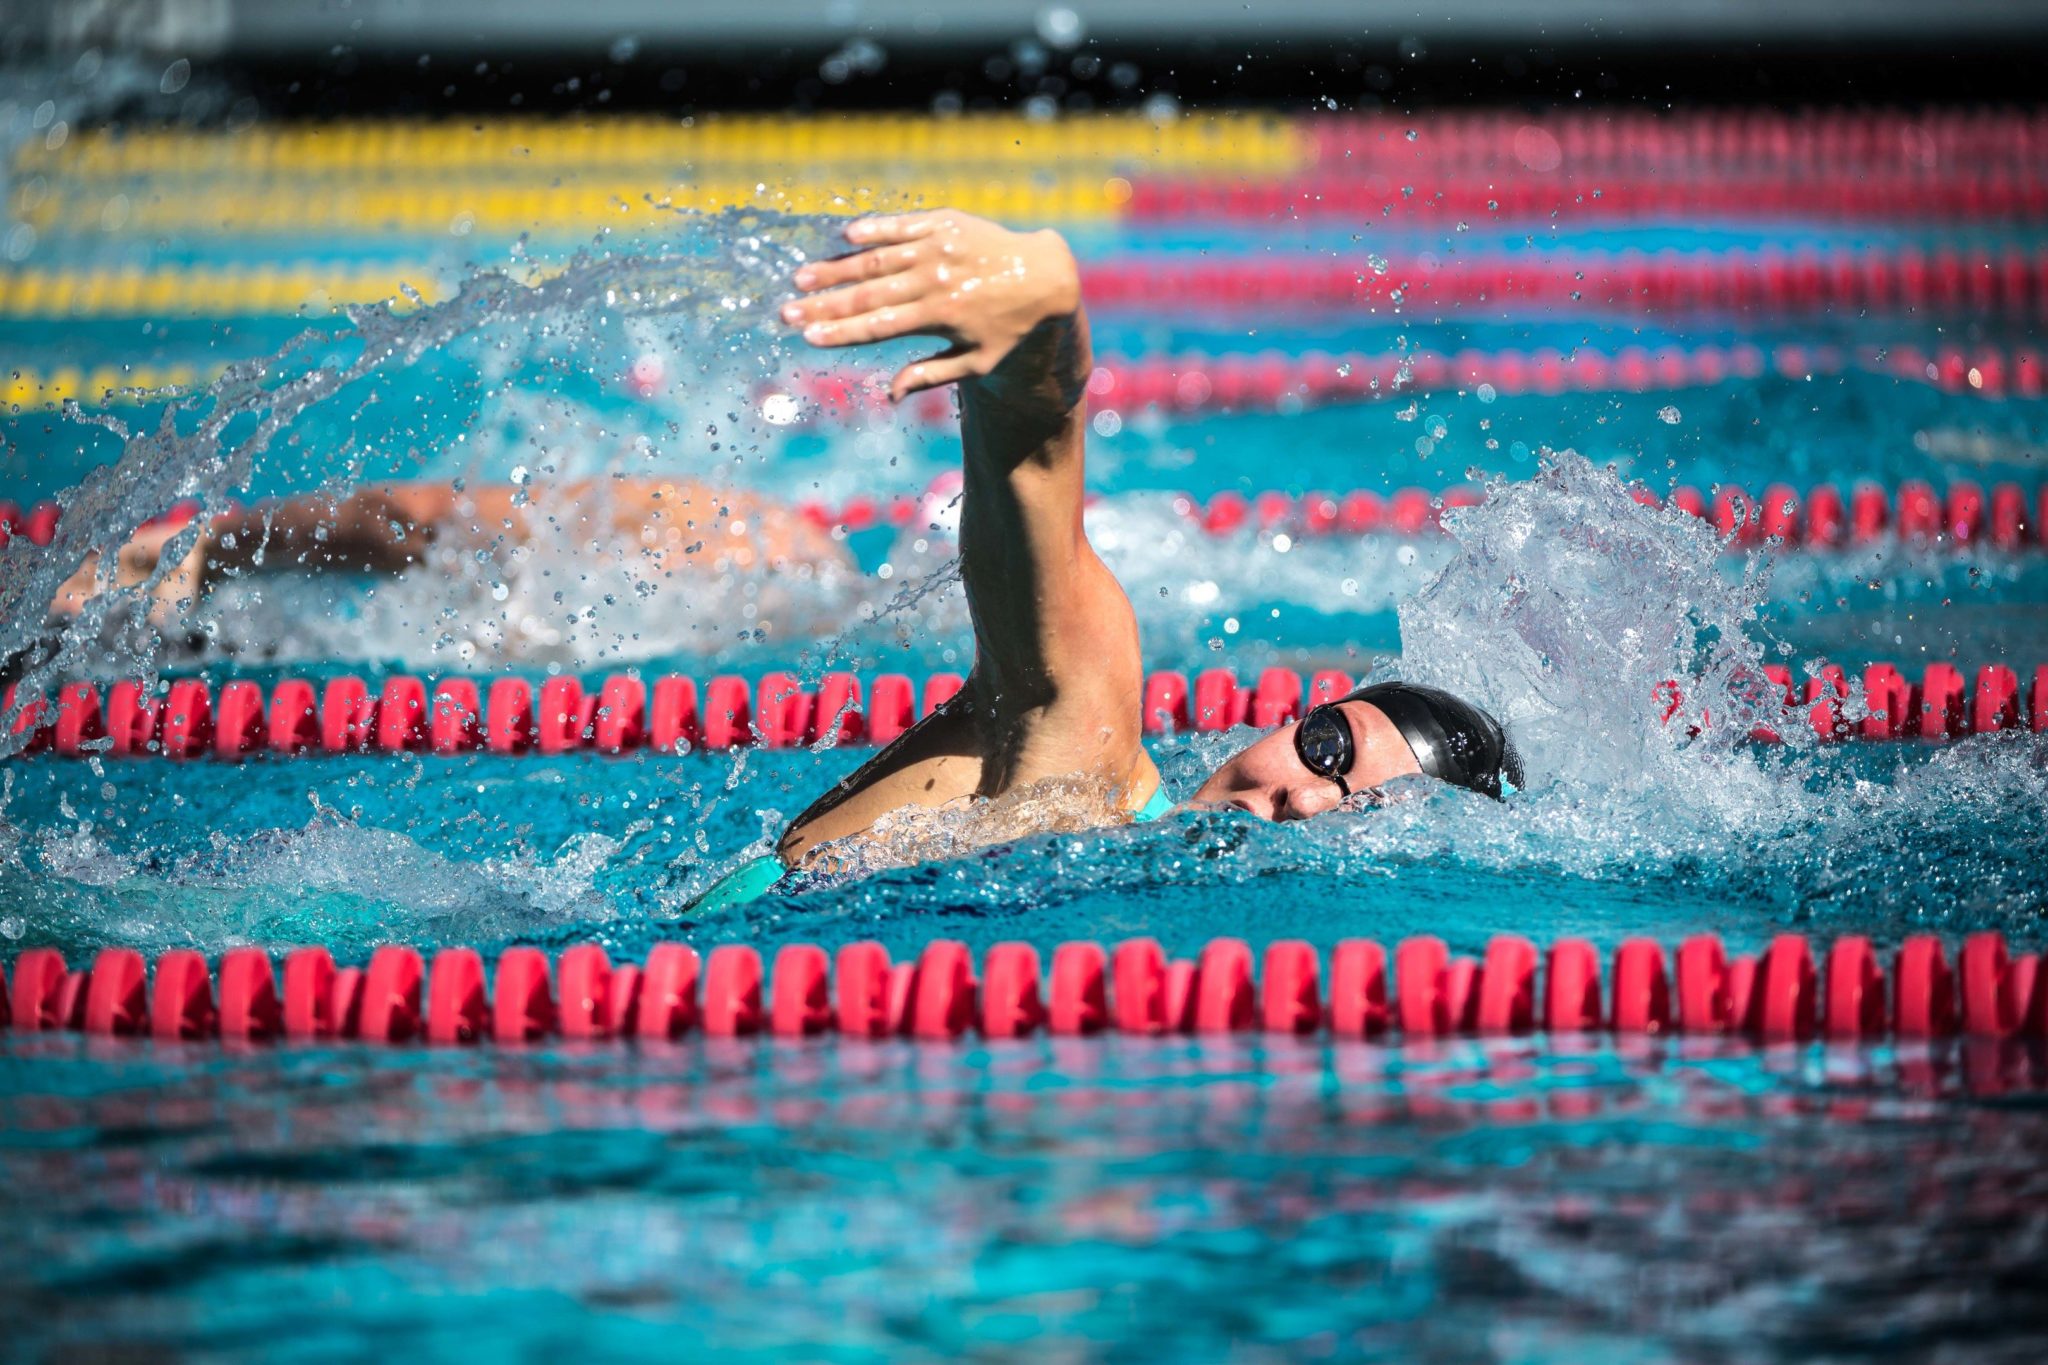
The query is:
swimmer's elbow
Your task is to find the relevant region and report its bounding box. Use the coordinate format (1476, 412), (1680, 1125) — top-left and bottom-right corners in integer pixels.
(774, 822), (812, 867)
(777, 812), (842, 869)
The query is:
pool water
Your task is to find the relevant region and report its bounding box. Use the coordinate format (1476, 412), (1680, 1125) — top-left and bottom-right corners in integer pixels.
(3, 108), (2048, 1359)
(7, 1032), (2048, 1361)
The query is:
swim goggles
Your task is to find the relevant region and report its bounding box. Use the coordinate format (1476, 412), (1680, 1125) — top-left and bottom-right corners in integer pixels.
(1302, 682), (1522, 802)
(1292, 701), (1357, 798)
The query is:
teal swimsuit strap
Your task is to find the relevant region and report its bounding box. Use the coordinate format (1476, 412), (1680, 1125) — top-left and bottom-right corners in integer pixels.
(689, 853), (788, 915)
(1131, 784), (1174, 823)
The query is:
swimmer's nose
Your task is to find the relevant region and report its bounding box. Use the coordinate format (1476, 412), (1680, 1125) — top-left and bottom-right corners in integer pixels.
(1273, 783), (1340, 822)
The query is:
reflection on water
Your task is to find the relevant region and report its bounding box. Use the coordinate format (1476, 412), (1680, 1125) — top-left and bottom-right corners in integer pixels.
(3, 1035), (2047, 1361)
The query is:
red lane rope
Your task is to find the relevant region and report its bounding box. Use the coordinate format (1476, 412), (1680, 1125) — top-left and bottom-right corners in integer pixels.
(7, 479), (2044, 559)
(6, 658), (2043, 760)
(0, 501), (64, 549)
(1080, 252), (2048, 317)
(5, 932), (2043, 1051)
(1126, 178), (2048, 223)
(791, 478), (2048, 555)
(1301, 110), (2048, 175)
(780, 341), (2045, 427)
(0, 346), (2031, 498)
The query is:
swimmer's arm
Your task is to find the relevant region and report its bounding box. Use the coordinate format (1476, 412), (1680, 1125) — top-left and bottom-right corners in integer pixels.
(50, 484), (448, 620)
(776, 212), (1154, 863)
(775, 696), (985, 864)
(949, 290), (1152, 791)
(202, 485), (444, 578)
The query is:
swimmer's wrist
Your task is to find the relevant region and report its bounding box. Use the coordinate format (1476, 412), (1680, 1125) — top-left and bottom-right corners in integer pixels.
(962, 310), (1091, 416)
(1022, 229), (1082, 317)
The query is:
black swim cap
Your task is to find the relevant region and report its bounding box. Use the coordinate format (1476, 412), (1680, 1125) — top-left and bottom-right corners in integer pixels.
(1348, 681), (1523, 800)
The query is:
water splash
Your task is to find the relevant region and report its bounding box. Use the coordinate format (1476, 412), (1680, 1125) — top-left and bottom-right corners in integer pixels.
(0, 209), (855, 733)
(1322, 451), (2048, 920)
(185, 475), (868, 670)
(1399, 449), (1789, 790)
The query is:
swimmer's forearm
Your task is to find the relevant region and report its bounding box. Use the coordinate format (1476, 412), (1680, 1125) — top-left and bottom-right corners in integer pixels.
(955, 303), (1095, 688)
(206, 489), (433, 579)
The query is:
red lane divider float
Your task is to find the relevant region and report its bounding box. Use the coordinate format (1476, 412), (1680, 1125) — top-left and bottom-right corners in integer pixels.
(780, 340), (2045, 428)
(7, 658), (2044, 760)
(0, 500), (63, 550)
(11, 479), (2042, 560)
(1082, 252), (2048, 319)
(6, 932), (2044, 1052)
(1299, 110), (2048, 177)
(1127, 178), (2048, 224)
(790, 478), (2048, 554)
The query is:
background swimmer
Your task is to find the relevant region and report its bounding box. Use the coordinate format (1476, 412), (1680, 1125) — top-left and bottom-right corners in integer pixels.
(46, 477), (850, 630)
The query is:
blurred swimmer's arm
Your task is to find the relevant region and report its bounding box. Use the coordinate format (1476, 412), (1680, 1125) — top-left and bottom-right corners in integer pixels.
(776, 211), (1155, 863)
(48, 486), (437, 620)
(51, 481), (851, 621)
(206, 486), (443, 576)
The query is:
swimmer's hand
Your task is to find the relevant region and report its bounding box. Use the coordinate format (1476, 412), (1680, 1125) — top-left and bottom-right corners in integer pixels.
(782, 211), (1082, 403)
(49, 519), (210, 625)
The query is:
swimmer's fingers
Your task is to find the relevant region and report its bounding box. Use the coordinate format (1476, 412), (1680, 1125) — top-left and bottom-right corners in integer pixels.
(793, 242), (925, 294)
(782, 270), (927, 328)
(889, 347), (977, 402)
(845, 213), (940, 247)
(798, 302), (938, 350)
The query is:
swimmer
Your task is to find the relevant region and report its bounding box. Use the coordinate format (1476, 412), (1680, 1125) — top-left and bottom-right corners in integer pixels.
(46, 477), (849, 627)
(701, 210), (1519, 909)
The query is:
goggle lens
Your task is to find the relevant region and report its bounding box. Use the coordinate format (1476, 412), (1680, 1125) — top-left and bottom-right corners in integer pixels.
(1293, 704), (1354, 795)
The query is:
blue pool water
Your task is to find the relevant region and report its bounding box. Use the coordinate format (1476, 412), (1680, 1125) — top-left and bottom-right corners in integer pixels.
(6, 1031), (2048, 1361)
(4, 119), (2048, 1357)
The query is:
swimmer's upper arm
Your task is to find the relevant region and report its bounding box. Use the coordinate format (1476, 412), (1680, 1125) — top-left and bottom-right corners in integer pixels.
(776, 694), (1161, 867)
(777, 699), (984, 865)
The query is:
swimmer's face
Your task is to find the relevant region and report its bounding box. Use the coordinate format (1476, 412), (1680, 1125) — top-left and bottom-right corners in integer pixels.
(1190, 700), (1422, 821)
